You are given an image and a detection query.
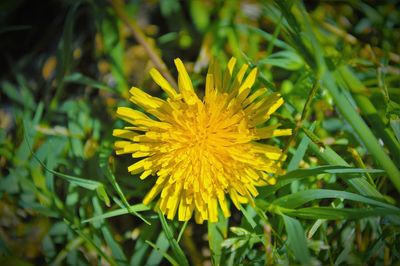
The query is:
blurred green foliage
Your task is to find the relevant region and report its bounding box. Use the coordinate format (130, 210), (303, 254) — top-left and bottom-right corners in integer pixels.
(1, 0), (400, 265)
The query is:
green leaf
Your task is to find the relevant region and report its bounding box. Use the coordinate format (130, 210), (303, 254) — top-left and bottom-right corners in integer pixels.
(158, 212), (189, 266)
(96, 186), (111, 207)
(32, 156), (108, 198)
(190, 0), (209, 32)
(390, 116), (400, 142)
(323, 71), (400, 192)
(145, 240), (179, 266)
(236, 24), (293, 50)
(24, 120), (111, 206)
(29, 145), (104, 190)
(64, 73), (114, 92)
(306, 139), (384, 199)
(64, 219), (117, 266)
(286, 207), (400, 220)
(99, 142), (150, 224)
(130, 222), (161, 265)
(281, 214), (311, 265)
(1, 81), (35, 110)
(273, 189), (400, 210)
(208, 212), (228, 266)
(258, 50), (304, 70)
(82, 204), (150, 223)
(287, 123), (315, 171)
(160, 0), (180, 16)
(92, 197), (128, 265)
(145, 230), (170, 265)
(239, 205), (257, 229)
(98, 8), (128, 94)
(258, 166), (384, 197)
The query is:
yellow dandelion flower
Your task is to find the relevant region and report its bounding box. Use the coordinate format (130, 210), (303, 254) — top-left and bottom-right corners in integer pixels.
(113, 58), (291, 223)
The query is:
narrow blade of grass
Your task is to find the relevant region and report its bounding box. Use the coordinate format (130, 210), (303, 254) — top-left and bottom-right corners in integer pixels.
(322, 71), (400, 193)
(64, 72), (114, 92)
(208, 212), (228, 266)
(99, 141), (150, 224)
(82, 204), (150, 223)
(92, 197), (128, 265)
(64, 219), (117, 266)
(304, 131), (384, 199)
(258, 166), (384, 197)
(281, 214), (312, 265)
(286, 207), (400, 220)
(158, 212), (189, 266)
(145, 240), (179, 266)
(273, 189), (399, 210)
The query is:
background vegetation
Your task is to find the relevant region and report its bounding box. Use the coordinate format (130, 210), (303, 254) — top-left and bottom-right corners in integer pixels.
(1, 0), (400, 265)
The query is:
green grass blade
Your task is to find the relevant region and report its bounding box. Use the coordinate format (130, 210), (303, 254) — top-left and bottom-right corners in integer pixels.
(286, 207), (400, 220)
(391, 118), (400, 143)
(281, 214), (312, 265)
(102, 227), (128, 265)
(305, 132), (384, 199)
(258, 166), (384, 197)
(51, 237), (84, 265)
(52, 2), (80, 106)
(287, 123), (315, 171)
(236, 24), (293, 51)
(130, 222), (161, 265)
(158, 212), (189, 266)
(92, 197), (128, 265)
(338, 66), (400, 165)
(322, 71), (400, 193)
(24, 124), (111, 205)
(64, 219), (118, 266)
(273, 189), (399, 210)
(145, 240), (179, 266)
(208, 212), (228, 266)
(34, 161), (108, 200)
(145, 231), (170, 265)
(176, 221), (188, 243)
(99, 142), (150, 224)
(82, 204), (150, 223)
(64, 72), (114, 92)
(239, 205), (257, 229)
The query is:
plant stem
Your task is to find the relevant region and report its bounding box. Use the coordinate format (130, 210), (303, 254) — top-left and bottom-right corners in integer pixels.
(109, 0), (178, 89)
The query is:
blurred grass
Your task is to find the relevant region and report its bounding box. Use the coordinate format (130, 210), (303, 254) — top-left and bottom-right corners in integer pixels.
(1, 0), (400, 265)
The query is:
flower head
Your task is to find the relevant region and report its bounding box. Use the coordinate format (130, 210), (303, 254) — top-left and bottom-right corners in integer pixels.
(113, 58), (291, 223)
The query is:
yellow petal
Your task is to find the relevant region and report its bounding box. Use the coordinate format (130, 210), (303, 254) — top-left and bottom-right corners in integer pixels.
(112, 129), (138, 140)
(129, 87), (164, 109)
(208, 197), (218, 223)
(174, 58), (199, 105)
(149, 68), (179, 99)
(267, 96), (284, 115)
(254, 125), (291, 139)
(222, 57), (237, 91)
(143, 181), (164, 204)
(243, 87), (268, 107)
(229, 64), (248, 92)
(251, 142), (282, 160)
(128, 159), (152, 174)
(238, 68), (257, 95)
(116, 107), (149, 125)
